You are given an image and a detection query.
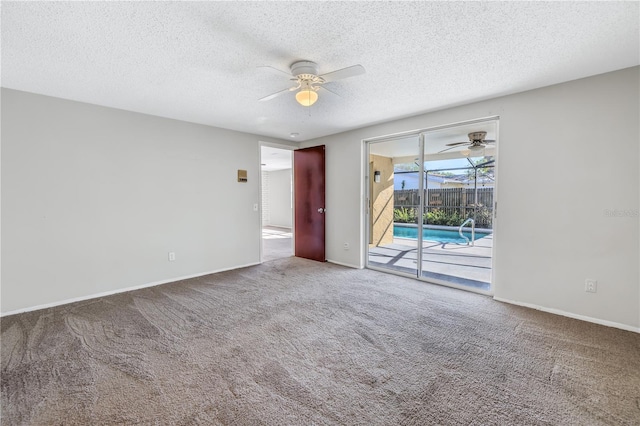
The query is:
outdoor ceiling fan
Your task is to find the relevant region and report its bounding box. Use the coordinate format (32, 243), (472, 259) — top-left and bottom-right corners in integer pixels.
(438, 131), (496, 154)
(258, 60), (365, 106)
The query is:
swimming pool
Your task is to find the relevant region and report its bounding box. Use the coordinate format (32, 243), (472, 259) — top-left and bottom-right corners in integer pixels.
(393, 225), (490, 244)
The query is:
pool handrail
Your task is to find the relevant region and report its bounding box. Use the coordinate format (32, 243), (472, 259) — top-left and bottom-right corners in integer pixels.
(458, 218), (475, 246)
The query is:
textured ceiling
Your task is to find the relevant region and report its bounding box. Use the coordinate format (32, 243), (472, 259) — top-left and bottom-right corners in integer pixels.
(261, 146), (292, 172)
(2, 2), (638, 142)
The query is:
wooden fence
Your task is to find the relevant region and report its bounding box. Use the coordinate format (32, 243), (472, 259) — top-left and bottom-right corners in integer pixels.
(394, 187), (494, 228)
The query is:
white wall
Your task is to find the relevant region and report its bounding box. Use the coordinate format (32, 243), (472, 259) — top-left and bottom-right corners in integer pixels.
(1, 89), (287, 314)
(3, 68), (638, 330)
(266, 169), (292, 228)
(302, 67), (640, 330)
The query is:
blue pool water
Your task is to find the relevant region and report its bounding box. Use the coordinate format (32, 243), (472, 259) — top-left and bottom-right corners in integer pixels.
(394, 225), (490, 244)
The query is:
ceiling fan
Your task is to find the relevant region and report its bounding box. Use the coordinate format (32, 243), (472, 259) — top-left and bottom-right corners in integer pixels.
(438, 131), (496, 153)
(258, 60), (365, 106)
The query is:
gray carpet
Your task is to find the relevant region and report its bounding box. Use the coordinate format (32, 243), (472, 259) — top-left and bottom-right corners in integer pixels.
(2, 257), (639, 425)
(263, 237), (293, 262)
(262, 226), (292, 263)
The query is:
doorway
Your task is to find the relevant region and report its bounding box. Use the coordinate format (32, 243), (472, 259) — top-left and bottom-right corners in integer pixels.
(260, 145), (293, 262)
(366, 118), (498, 294)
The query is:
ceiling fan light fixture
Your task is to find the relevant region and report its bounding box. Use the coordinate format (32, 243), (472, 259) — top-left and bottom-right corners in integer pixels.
(259, 60), (365, 106)
(295, 89), (318, 106)
(468, 144), (484, 151)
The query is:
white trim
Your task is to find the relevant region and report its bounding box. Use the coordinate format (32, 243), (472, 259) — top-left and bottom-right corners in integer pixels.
(493, 296), (640, 333)
(327, 259), (361, 269)
(363, 115), (500, 144)
(0, 262), (261, 317)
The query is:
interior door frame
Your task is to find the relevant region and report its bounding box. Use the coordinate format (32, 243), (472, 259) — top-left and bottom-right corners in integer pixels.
(258, 141), (297, 263)
(363, 116), (500, 296)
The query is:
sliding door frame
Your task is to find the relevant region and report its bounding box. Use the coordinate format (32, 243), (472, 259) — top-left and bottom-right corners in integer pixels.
(364, 116), (499, 295)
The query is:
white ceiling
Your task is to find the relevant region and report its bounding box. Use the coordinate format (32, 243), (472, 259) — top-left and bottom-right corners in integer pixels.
(2, 2), (638, 142)
(261, 146), (292, 172)
(370, 119), (497, 161)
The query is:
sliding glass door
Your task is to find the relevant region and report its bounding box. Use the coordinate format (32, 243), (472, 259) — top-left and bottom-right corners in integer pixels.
(419, 123), (496, 291)
(367, 136), (420, 277)
(366, 118), (498, 294)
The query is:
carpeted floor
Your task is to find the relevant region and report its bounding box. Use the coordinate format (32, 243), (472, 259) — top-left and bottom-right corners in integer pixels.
(2, 257), (639, 425)
(262, 226), (292, 262)
(263, 237), (292, 262)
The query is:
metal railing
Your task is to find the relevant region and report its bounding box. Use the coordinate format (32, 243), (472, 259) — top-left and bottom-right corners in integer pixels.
(458, 218), (475, 246)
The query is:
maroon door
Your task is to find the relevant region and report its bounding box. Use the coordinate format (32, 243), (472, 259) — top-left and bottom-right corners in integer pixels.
(294, 145), (326, 262)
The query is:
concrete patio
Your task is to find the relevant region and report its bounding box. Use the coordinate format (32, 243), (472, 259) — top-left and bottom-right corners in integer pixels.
(368, 234), (493, 291)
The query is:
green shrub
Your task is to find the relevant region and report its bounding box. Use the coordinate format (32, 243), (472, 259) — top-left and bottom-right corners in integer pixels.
(425, 209), (467, 226)
(394, 207), (417, 223)
(395, 207), (492, 228)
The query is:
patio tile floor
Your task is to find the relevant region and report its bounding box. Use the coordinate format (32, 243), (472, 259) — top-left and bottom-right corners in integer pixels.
(368, 235), (493, 291)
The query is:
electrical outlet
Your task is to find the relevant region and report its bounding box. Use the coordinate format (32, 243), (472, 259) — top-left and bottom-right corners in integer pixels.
(343, 243), (350, 250)
(585, 279), (597, 293)
(168, 252), (176, 262)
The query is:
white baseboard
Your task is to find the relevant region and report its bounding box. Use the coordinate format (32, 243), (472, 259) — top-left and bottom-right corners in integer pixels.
(326, 259), (361, 269)
(0, 262), (261, 317)
(265, 224), (292, 230)
(493, 296), (640, 333)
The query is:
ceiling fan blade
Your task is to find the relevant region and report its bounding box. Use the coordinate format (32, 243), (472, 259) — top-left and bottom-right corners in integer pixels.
(445, 141), (470, 147)
(258, 65), (292, 78)
(319, 85), (342, 97)
(483, 139), (496, 144)
(258, 87), (292, 102)
(438, 145), (463, 153)
(320, 64), (365, 83)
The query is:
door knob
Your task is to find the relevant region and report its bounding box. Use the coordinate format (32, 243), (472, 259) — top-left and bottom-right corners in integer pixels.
(318, 208), (326, 214)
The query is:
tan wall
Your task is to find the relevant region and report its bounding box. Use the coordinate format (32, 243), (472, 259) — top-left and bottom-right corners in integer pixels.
(369, 154), (394, 246)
